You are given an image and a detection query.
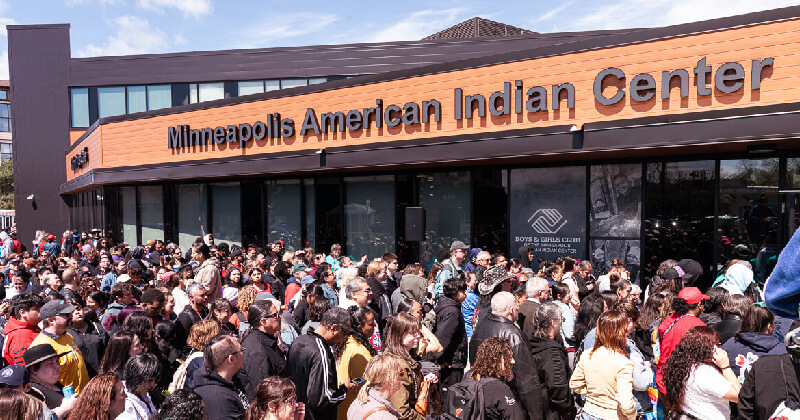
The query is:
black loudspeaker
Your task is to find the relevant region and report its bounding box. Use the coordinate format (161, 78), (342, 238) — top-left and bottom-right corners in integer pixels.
(405, 207), (425, 242)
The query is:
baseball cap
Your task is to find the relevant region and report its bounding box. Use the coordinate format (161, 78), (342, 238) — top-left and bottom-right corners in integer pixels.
(39, 300), (77, 320)
(292, 263), (309, 274)
(676, 259), (703, 285)
(254, 291), (276, 302)
(677, 286), (709, 305)
(301, 275), (315, 286)
(662, 265), (691, 280)
(0, 365), (29, 386)
(450, 240), (469, 252)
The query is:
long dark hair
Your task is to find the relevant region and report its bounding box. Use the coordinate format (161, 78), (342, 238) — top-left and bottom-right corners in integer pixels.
(574, 292), (605, 346)
(99, 331), (137, 375)
(241, 299), (279, 342)
(334, 306), (377, 360)
(638, 292), (665, 330)
(122, 311), (155, 354)
(152, 389), (207, 420)
(662, 326), (720, 413)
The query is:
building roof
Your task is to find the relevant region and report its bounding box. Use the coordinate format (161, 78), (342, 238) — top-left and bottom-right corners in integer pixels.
(422, 17), (536, 40)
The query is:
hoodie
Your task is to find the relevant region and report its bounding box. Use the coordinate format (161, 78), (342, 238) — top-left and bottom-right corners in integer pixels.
(464, 248), (482, 272)
(519, 245), (539, 273)
(721, 263), (754, 296)
(192, 367), (250, 420)
(721, 331), (787, 383)
(2, 317), (40, 365)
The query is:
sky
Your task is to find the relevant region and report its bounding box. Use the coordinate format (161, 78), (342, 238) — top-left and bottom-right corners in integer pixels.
(0, 0), (798, 79)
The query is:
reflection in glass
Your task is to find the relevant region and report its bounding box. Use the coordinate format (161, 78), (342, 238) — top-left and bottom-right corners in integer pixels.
(127, 86), (146, 114)
(719, 158), (778, 281)
(211, 183), (241, 247)
(238, 81), (265, 96)
(139, 186), (164, 242)
(644, 161), (716, 289)
(147, 85), (171, 110)
(344, 176), (395, 259)
(788, 158), (800, 189)
(591, 239), (641, 284)
(177, 184), (208, 252)
(418, 172), (471, 267)
(266, 180), (302, 251)
(97, 86), (126, 118)
(590, 164), (641, 238)
(120, 187), (137, 246)
(70, 88), (90, 128)
(304, 179), (315, 249)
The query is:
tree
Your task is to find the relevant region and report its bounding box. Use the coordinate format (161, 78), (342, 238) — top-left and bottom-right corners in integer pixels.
(0, 159), (13, 209)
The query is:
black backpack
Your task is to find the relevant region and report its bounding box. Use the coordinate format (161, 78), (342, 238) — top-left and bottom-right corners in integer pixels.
(443, 375), (497, 420)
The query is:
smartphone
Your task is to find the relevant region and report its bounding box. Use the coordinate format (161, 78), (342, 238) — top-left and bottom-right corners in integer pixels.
(350, 377), (365, 386)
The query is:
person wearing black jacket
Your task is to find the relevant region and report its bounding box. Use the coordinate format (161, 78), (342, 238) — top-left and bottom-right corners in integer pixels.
(67, 307), (106, 378)
(174, 283), (209, 351)
(433, 277), (468, 406)
(287, 307), (356, 420)
(738, 326), (800, 420)
(470, 291), (544, 420)
(241, 299), (286, 398)
(529, 303), (575, 420)
(192, 335), (251, 420)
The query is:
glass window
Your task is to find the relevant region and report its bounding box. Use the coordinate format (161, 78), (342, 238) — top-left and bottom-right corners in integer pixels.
(120, 187), (137, 246)
(644, 161), (716, 288)
(198, 82), (224, 102)
(177, 184), (208, 252)
(211, 182), (241, 247)
(418, 172), (471, 267)
(266, 180), (302, 251)
(308, 77), (327, 85)
(238, 81), (264, 96)
(189, 84), (199, 104)
(265, 80), (280, 92)
(97, 86), (126, 118)
(344, 175), (395, 259)
(304, 179), (316, 248)
(0, 90), (7, 100)
(147, 85), (171, 110)
(590, 163), (642, 282)
(139, 185), (164, 242)
(70, 88), (90, 128)
(509, 167), (585, 265)
(788, 158), (800, 189)
(126, 86), (146, 114)
(720, 158), (779, 281)
(281, 79), (307, 89)
(0, 104), (10, 132)
(0, 142), (10, 161)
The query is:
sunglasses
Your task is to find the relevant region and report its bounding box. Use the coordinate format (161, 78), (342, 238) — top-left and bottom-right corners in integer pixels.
(266, 311), (281, 319)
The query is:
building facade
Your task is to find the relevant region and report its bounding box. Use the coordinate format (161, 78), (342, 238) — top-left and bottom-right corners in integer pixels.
(9, 9), (800, 288)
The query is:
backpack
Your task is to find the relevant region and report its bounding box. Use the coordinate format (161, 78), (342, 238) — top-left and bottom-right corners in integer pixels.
(443, 375), (497, 420)
(168, 351), (203, 393)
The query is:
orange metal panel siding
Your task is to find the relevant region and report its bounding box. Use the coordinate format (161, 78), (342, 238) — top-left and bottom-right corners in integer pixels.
(67, 18), (800, 180)
(66, 126), (102, 179)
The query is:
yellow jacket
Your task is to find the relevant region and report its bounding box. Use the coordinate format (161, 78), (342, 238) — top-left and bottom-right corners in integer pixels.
(30, 332), (90, 394)
(336, 336), (372, 420)
(569, 346), (637, 420)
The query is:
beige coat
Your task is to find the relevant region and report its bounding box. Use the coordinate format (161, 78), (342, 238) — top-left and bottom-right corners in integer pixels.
(569, 346), (637, 420)
(191, 257), (222, 300)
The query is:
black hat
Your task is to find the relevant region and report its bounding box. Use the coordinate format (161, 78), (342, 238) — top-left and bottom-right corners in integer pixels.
(0, 365), (29, 386)
(23, 344), (63, 368)
(662, 265), (691, 280)
(676, 259), (703, 285)
(478, 265), (514, 295)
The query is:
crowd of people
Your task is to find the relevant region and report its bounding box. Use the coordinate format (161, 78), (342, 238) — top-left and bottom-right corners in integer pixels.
(0, 228), (798, 420)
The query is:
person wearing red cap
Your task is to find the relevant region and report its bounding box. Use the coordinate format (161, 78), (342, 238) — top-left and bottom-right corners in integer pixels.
(42, 234), (60, 258)
(655, 286), (709, 395)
